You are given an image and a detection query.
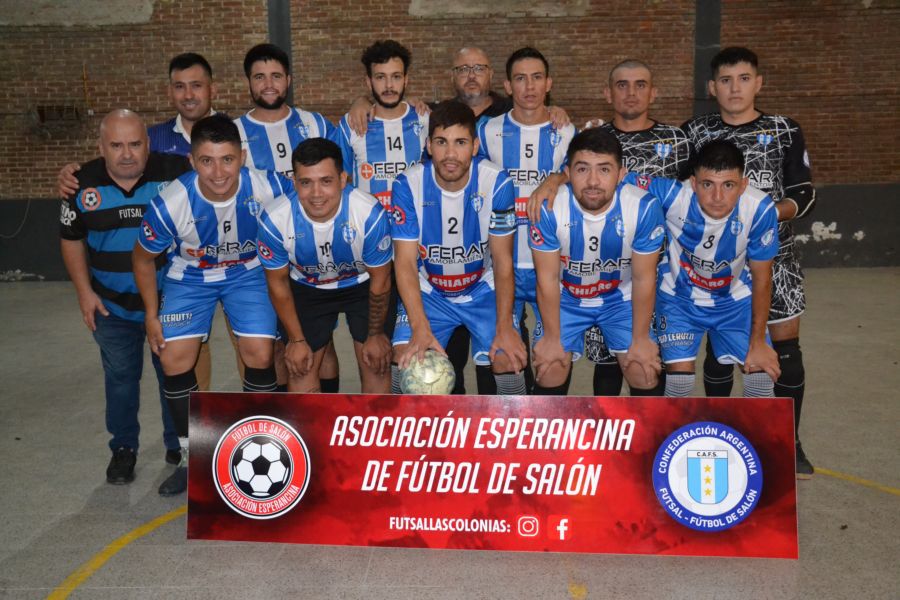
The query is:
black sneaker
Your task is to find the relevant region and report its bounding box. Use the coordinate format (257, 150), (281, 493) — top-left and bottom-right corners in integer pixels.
(107, 447), (136, 484)
(796, 441), (814, 479)
(165, 449), (182, 465)
(158, 466), (187, 496)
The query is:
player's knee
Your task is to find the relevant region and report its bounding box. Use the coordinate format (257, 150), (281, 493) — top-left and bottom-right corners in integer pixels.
(238, 338), (274, 369)
(490, 352), (516, 374)
(535, 362), (569, 389)
(772, 338), (804, 386)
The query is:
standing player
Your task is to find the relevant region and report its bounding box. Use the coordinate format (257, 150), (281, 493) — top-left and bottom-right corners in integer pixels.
(235, 43), (341, 392)
(60, 109), (190, 484)
(682, 47), (816, 476)
(477, 47), (576, 390)
(530, 129), (664, 395)
(636, 140), (781, 398)
(258, 138), (393, 392)
(133, 115), (288, 496)
(391, 101), (527, 394)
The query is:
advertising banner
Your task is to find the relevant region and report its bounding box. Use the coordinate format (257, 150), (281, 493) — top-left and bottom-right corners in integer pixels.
(187, 393), (797, 558)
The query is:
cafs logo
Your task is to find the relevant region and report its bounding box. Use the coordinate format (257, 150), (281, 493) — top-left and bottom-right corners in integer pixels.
(213, 416), (311, 519)
(652, 421), (762, 532)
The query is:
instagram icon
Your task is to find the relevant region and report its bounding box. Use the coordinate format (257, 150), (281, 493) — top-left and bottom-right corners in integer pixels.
(517, 516), (539, 537)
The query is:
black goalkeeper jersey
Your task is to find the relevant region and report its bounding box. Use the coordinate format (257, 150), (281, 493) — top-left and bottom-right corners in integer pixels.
(598, 121), (692, 179)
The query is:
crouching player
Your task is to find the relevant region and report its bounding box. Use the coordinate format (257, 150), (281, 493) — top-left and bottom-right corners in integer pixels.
(390, 100), (528, 394)
(635, 140), (781, 396)
(133, 114), (287, 495)
(530, 129), (664, 395)
(257, 138), (393, 393)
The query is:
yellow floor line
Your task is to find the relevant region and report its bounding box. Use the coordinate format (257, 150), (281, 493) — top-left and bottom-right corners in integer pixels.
(816, 468), (900, 497)
(47, 504), (187, 600)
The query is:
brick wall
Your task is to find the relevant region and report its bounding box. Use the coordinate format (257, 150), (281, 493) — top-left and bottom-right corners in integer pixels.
(0, 0), (896, 200)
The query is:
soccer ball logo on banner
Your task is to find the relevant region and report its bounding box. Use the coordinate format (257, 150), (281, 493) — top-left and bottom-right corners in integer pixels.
(399, 350), (456, 394)
(213, 416), (311, 520)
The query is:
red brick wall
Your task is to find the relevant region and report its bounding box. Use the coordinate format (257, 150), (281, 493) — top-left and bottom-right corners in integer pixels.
(0, 0), (895, 200)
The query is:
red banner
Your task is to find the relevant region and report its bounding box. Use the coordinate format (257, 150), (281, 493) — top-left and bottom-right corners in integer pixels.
(187, 393), (797, 558)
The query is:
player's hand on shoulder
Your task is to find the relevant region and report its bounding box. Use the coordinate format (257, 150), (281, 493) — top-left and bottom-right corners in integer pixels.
(57, 162), (81, 198)
(285, 339), (314, 378)
(362, 333), (392, 375)
(407, 97), (431, 117)
(582, 118), (605, 130)
(547, 105), (571, 129)
(145, 316), (166, 355)
(743, 341), (781, 382)
(528, 172), (566, 222)
(348, 96), (375, 136)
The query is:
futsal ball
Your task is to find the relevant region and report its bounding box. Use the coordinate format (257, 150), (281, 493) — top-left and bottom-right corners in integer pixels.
(399, 350), (456, 395)
(232, 436), (291, 498)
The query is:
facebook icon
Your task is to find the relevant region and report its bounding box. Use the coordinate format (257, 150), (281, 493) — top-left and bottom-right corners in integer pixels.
(548, 515), (571, 541)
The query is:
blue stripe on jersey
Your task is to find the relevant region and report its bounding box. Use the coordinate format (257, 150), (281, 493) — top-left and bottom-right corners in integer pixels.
(292, 210), (318, 279)
(331, 191), (356, 273)
(421, 167), (445, 276)
(462, 172), (483, 276)
(239, 118), (273, 169)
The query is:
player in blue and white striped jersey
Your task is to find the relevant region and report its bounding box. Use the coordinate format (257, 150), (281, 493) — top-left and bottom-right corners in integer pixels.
(235, 44), (334, 179)
(332, 40), (428, 211)
(476, 48), (576, 390)
(133, 115), (285, 496)
(258, 138), (394, 394)
(391, 101), (527, 395)
(630, 140), (781, 399)
(530, 129), (664, 396)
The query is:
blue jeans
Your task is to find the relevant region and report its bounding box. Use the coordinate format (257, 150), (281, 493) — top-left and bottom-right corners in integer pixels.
(92, 312), (179, 452)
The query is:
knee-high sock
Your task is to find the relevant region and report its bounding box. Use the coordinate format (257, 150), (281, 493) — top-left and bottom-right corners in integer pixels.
(773, 338), (805, 438)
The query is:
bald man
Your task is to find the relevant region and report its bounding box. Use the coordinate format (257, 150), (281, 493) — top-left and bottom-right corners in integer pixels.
(60, 109), (191, 485)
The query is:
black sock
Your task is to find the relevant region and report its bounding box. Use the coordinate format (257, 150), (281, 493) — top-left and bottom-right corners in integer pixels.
(320, 377), (339, 394)
(593, 361), (624, 396)
(475, 364), (497, 395)
(703, 337), (734, 396)
(446, 327), (469, 395)
(772, 338), (805, 438)
(164, 370), (197, 438)
(242, 366), (278, 393)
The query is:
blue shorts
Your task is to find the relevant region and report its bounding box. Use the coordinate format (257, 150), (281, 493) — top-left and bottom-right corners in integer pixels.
(655, 295), (770, 365)
(513, 267), (541, 332)
(159, 269), (277, 341)
(393, 282), (517, 366)
(534, 297), (634, 361)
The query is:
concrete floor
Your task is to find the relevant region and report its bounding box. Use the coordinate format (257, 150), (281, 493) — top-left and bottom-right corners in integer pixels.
(0, 267), (897, 599)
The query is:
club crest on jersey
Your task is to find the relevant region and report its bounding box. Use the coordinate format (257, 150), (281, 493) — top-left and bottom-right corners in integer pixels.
(212, 415), (311, 520)
(655, 143), (672, 159)
(258, 241), (273, 260)
(391, 205), (406, 225)
(377, 234), (391, 252)
(244, 197), (261, 217)
(614, 217), (625, 237)
(412, 121), (424, 137)
(757, 133), (773, 146)
(529, 225), (544, 246)
(650, 225), (665, 241)
(341, 223), (358, 245)
(82, 188), (102, 211)
(549, 129), (563, 147)
(142, 221), (157, 241)
(295, 123), (310, 138)
(730, 219), (744, 235)
(652, 421), (762, 532)
(470, 192), (485, 213)
(760, 229), (775, 247)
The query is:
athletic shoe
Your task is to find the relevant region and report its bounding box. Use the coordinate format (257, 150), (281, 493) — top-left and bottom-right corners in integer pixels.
(107, 447), (136, 484)
(158, 466), (187, 496)
(796, 441), (814, 479)
(165, 449), (182, 465)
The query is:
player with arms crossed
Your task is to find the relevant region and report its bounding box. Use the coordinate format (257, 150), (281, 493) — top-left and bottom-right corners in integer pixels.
(133, 115), (288, 496)
(477, 47), (576, 391)
(530, 128), (664, 395)
(682, 47), (815, 476)
(258, 138), (393, 393)
(636, 140), (781, 398)
(391, 101), (527, 395)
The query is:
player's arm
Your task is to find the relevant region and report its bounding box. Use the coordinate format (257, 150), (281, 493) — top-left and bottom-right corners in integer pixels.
(527, 172), (568, 223)
(777, 121), (816, 222)
(622, 249), (662, 386)
(132, 243), (165, 354)
(56, 163), (81, 198)
(744, 257), (780, 381)
(60, 238), (108, 331)
(531, 243), (566, 381)
(547, 105), (571, 129)
(488, 232), (526, 372)
(263, 266), (313, 378)
(362, 261), (393, 375)
(393, 239), (443, 367)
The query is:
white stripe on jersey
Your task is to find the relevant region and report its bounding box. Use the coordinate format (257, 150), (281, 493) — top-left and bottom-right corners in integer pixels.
(478, 111), (575, 269)
(235, 107), (331, 177)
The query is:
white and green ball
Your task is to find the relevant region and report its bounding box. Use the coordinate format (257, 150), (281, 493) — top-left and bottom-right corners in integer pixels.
(399, 350), (456, 395)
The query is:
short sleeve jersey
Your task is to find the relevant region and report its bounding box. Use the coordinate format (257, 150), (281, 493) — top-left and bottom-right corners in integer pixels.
(257, 185), (391, 289)
(530, 182), (665, 307)
(627, 174), (779, 307)
(391, 157), (516, 302)
(139, 167), (288, 283)
(60, 153), (191, 321)
(235, 107), (334, 178)
(477, 111), (575, 270)
(331, 104), (428, 210)
(681, 112), (812, 242)
(598, 121), (691, 179)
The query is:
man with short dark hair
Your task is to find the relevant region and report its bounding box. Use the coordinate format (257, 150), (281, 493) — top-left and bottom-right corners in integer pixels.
(258, 138), (394, 393)
(133, 114), (289, 496)
(530, 128), (664, 396)
(682, 47), (816, 476)
(60, 109), (191, 485)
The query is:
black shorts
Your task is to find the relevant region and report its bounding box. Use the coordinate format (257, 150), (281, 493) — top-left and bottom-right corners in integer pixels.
(286, 279), (397, 352)
(769, 240), (806, 323)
